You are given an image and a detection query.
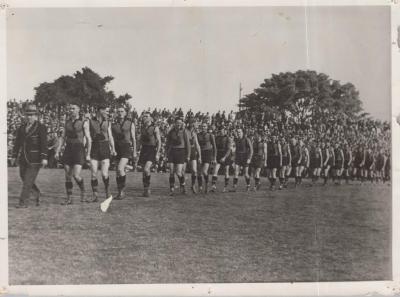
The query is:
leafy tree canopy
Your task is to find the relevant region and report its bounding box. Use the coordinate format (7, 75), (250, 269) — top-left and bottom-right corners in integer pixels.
(238, 70), (363, 123)
(34, 67), (132, 107)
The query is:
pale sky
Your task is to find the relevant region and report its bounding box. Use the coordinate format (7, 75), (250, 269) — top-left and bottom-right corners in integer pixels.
(7, 6), (390, 120)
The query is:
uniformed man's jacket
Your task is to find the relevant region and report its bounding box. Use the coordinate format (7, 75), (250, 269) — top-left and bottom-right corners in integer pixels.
(12, 121), (48, 165)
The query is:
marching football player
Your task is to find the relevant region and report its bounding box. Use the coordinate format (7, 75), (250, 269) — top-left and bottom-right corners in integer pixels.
(364, 145), (375, 183)
(343, 142), (353, 184)
(332, 142), (344, 185)
(166, 117), (191, 195)
(138, 112), (161, 197)
(55, 104), (91, 205)
(88, 105), (116, 201)
(250, 130), (267, 191)
(374, 147), (387, 183)
(309, 139), (322, 186)
(211, 126), (233, 192)
(295, 139), (309, 186)
(322, 141), (334, 185)
(352, 144), (365, 183)
(266, 134), (282, 190)
(185, 118), (202, 193)
(197, 122), (217, 193)
(280, 136), (291, 188)
(232, 128), (253, 192)
(111, 106), (137, 199)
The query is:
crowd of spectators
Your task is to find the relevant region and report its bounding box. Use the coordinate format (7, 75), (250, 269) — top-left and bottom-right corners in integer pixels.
(7, 99), (391, 177)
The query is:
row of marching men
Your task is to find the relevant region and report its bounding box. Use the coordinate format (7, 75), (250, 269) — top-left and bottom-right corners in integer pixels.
(12, 103), (390, 208)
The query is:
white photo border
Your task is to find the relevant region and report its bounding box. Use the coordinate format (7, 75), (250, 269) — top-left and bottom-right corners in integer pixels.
(0, 0), (398, 295)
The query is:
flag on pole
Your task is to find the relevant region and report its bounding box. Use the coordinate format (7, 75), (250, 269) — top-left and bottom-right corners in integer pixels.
(100, 195), (113, 212)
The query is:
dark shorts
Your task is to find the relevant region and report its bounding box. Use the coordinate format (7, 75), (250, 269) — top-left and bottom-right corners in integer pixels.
(292, 157), (300, 168)
(251, 154), (264, 169)
(267, 156), (280, 169)
(189, 147), (198, 161)
(334, 160), (343, 170)
(90, 141), (111, 161)
(354, 160), (363, 169)
(168, 148), (186, 164)
(375, 162), (384, 171)
(327, 158), (334, 167)
(364, 161), (373, 170)
(62, 142), (85, 166)
(300, 158), (308, 167)
(310, 157), (322, 169)
(235, 152), (249, 167)
(282, 156), (289, 167)
(138, 145), (156, 165)
(216, 150), (231, 166)
(344, 160), (351, 170)
(115, 142), (131, 160)
(201, 149), (213, 164)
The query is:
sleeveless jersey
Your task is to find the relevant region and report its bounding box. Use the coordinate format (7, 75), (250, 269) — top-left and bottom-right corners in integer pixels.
(186, 129), (197, 148)
(90, 118), (109, 142)
(329, 148), (335, 161)
(65, 118), (84, 144)
(281, 143), (289, 157)
(235, 137), (249, 154)
(344, 149), (351, 162)
(141, 124), (157, 146)
(335, 148), (343, 161)
(215, 135), (229, 153)
(112, 118), (132, 144)
(293, 145), (301, 160)
(168, 128), (186, 148)
(301, 146), (309, 163)
(197, 132), (213, 151)
(376, 153), (385, 166)
(365, 151), (374, 164)
(322, 148), (329, 162)
(253, 140), (264, 156)
(354, 150), (364, 164)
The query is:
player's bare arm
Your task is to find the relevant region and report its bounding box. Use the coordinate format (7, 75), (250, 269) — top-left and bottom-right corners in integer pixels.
(131, 122), (137, 158)
(83, 120), (91, 160)
(108, 123), (116, 155)
(55, 128), (66, 159)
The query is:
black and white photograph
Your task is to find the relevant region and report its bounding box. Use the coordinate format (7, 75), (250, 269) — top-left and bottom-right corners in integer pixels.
(1, 0), (398, 293)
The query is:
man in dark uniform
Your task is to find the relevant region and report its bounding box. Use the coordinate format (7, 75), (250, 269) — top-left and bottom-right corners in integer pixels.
(89, 105), (116, 201)
(138, 111), (161, 197)
(111, 106), (137, 199)
(11, 104), (48, 208)
(250, 131), (267, 191)
(166, 117), (191, 195)
(196, 122), (216, 193)
(55, 104), (91, 205)
(232, 128), (253, 192)
(185, 118), (202, 193)
(211, 126), (233, 192)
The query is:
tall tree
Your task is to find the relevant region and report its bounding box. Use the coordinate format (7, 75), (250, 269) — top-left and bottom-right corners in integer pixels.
(239, 70), (363, 123)
(34, 67), (132, 107)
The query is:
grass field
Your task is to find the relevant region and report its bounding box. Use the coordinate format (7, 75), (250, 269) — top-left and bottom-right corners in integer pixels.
(7, 167), (391, 285)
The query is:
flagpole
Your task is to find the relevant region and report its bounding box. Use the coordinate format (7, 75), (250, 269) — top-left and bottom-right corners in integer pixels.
(239, 82), (242, 111)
